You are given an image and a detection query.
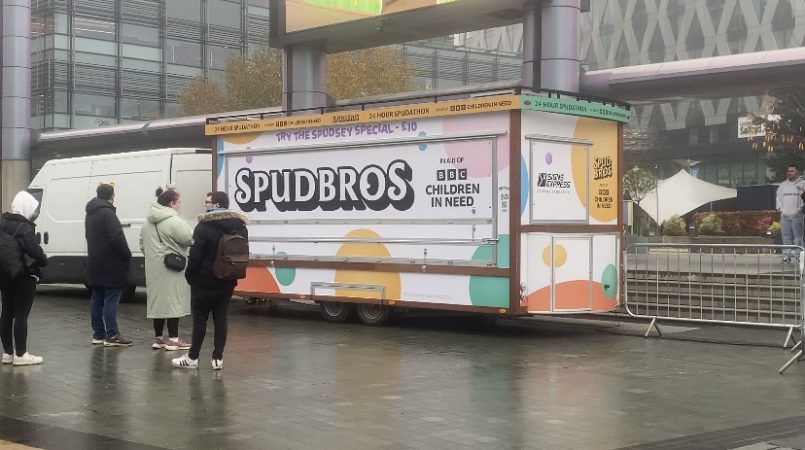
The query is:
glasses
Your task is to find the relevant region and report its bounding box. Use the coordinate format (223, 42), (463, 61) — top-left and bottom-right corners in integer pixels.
(204, 200), (215, 206)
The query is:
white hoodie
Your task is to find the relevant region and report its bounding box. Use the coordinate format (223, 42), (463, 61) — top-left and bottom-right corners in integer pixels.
(777, 178), (805, 218)
(10, 191), (39, 221)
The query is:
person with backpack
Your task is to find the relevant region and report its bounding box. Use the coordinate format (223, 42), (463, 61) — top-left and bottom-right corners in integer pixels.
(85, 183), (133, 347)
(172, 191), (249, 370)
(139, 187), (194, 351)
(0, 191), (48, 366)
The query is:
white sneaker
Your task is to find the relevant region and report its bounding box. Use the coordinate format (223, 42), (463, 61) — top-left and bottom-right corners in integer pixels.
(13, 352), (44, 366)
(2, 353), (12, 364)
(171, 354), (198, 369)
(212, 358), (223, 370)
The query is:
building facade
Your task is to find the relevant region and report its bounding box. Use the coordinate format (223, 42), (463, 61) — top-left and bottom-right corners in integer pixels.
(30, 0), (523, 133)
(31, 0), (270, 130)
(455, 0), (805, 186)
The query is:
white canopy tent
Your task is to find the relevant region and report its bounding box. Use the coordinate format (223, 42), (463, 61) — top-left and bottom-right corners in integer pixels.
(637, 170), (738, 224)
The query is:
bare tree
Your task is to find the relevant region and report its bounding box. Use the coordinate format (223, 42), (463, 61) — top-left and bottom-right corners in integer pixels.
(623, 167), (657, 235)
(180, 46), (413, 115)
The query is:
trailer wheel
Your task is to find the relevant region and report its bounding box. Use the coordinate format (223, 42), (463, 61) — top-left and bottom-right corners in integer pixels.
(264, 299), (279, 315)
(356, 303), (388, 326)
(320, 302), (354, 323)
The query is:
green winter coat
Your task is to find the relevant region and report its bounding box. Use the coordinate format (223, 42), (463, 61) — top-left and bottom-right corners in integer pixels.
(139, 203), (194, 319)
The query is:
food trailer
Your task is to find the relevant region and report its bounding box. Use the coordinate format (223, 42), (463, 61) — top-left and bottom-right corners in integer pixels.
(205, 91), (629, 324)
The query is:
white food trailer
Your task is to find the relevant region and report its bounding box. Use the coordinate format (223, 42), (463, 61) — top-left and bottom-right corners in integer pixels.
(205, 91), (629, 324)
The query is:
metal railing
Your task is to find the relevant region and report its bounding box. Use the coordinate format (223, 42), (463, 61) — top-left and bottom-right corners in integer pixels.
(624, 244), (805, 358)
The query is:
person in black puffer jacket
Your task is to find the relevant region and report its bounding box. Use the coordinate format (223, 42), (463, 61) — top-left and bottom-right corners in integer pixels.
(1, 191), (48, 366)
(172, 191), (248, 370)
(85, 183), (133, 347)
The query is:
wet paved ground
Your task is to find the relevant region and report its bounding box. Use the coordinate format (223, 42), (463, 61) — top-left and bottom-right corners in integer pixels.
(4, 287), (805, 449)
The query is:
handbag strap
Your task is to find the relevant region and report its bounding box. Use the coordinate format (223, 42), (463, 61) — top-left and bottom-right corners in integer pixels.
(153, 221), (165, 245)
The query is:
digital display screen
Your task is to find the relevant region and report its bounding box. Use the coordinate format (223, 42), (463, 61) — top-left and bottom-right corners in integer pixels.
(285, 0), (464, 33)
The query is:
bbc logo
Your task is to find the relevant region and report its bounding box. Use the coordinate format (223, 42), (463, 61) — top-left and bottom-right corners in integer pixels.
(437, 169), (468, 181)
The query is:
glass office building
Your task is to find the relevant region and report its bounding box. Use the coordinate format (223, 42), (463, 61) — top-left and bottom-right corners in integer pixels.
(456, 0), (805, 186)
(31, 0), (270, 130)
(30, 0), (522, 132)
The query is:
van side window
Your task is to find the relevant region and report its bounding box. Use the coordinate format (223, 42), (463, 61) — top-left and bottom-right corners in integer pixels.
(27, 188), (43, 205)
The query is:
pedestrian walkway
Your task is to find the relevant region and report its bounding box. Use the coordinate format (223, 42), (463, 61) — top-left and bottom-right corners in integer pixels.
(3, 286), (805, 449)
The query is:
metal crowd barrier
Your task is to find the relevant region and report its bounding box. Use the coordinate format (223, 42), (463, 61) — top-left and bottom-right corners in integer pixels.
(624, 244), (805, 371)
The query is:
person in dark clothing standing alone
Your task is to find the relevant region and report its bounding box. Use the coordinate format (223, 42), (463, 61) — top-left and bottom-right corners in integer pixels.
(85, 183), (133, 347)
(173, 191), (248, 370)
(1, 191), (48, 366)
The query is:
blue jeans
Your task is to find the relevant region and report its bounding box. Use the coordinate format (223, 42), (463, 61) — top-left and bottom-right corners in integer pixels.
(90, 287), (121, 339)
(781, 216), (805, 259)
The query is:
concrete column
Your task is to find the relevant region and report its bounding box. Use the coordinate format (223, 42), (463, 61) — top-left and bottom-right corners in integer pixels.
(540, 0), (581, 92)
(1, 0), (32, 211)
(521, 1), (541, 91)
(282, 46), (329, 114)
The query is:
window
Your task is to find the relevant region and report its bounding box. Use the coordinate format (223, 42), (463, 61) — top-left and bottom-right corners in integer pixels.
(121, 97), (160, 120)
(208, 0), (241, 28)
(74, 115), (118, 128)
(54, 91), (68, 113)
(209, 45), (239, 70)
(32, 15), (50, 39)
(53, 35), (71, 50)
(708, 126), (720, 144)
(166, 40), (202, 66)
(122, 58), (160, 72)
(743, 160), (757, 185)
(167, 0), (201, 21)
(54, 14), (69, 34)
(75, 37), (116, 55)
(122, 44), (162, 61)
(121, 23), (159, 47)
(165, 102), (181, 118)
(167, 64), (203, 77)
(247, 4), (269, 17)
(208, 69), (225, 83)
(74, 93), (116, 117)
(730, 161), (742, 186)
(688, 128), (699, 145)
(75, 52), (116, 66)
(75, 16), (116, 41)
(718, 164), (730, 185)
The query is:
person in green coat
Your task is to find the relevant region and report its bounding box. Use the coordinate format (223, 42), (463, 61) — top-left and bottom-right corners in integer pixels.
(139, 187), (194, 351)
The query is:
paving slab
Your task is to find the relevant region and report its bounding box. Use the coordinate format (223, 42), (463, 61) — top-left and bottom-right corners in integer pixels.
(1, 286), (805, 449)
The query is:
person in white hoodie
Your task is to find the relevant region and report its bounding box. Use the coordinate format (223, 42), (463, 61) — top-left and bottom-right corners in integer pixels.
(0, 191), (48, 366)
(776, 164), (805, 262)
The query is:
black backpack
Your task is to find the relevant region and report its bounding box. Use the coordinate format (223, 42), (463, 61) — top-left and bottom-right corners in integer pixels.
(0, 220), (25, 286)
(211, 233), (249, 280)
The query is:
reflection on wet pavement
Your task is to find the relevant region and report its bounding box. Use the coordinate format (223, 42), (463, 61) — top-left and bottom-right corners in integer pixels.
(1, 287), (805, 449)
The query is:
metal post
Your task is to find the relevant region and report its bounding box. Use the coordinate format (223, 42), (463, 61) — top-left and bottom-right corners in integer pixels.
(282, 45), (329, 114)
(0, 0), (32, 211)
(644, 316), (662, 338)
(777, 245), (805, 374)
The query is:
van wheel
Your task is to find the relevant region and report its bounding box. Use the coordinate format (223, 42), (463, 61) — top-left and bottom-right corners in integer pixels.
(320, 302), (354, 323)
(356, 303), (388, 326)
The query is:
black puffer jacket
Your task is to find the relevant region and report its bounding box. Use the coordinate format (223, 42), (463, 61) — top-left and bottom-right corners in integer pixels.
(85, 198), (132, 288)
(185, 210), (249, 290)
(0, 213), (47, 278)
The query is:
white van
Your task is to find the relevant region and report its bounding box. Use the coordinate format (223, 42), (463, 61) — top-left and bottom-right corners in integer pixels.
(28, 148), (213, 298)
